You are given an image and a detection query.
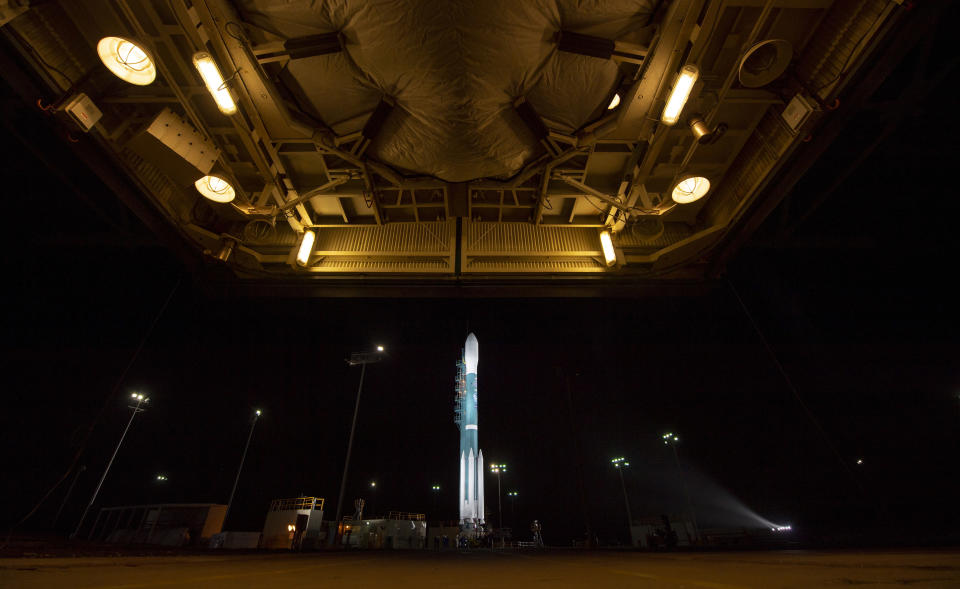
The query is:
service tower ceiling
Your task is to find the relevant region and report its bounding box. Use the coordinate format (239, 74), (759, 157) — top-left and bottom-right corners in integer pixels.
(0, 0), (905, 294)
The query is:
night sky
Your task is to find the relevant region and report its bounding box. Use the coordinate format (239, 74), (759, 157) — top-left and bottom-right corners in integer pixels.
(2, 19), (958, 548)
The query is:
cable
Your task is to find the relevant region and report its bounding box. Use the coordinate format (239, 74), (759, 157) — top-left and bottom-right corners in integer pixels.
(726, 277), (864, 493)
(2, 275), (182, 546)
(225, 21), (249, 44)
(7, 27), (75, 89)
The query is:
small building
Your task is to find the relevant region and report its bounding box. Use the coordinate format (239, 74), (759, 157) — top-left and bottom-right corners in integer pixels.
(261, 496), (325, 549)
(342, 511), (426, 549)
(90, 503), (226, 546)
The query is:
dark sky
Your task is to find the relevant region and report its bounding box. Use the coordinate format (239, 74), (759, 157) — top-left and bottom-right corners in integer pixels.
(2, 13), (958, 547)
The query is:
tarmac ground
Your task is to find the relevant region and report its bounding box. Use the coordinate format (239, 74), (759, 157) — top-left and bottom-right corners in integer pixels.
(1, 548), (959, 588)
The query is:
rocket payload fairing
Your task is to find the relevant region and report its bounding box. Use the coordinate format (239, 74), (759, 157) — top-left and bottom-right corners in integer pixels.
(455, 333), (484, 529)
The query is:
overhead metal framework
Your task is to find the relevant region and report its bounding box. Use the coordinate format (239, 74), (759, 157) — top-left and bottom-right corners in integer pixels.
(0, 0), (907, 291)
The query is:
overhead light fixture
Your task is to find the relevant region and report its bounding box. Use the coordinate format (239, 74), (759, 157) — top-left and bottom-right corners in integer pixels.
(194, 174), (236, 203)
(661, 65), (699, 126)
(688, 114), (728, 145)
(215, 238), (235, 262)
(192, 52), (237, 115)
(97, 37), (156, 85)
(296, 229), (315, 267)
(689, 115), (710, 141)
(607, 93), (621, 110)
(599, 230), (616, 267)
(671, 175), (711, 204)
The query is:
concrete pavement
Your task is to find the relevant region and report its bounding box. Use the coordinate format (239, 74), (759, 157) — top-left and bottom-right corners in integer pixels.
(1, 548), (959, 588)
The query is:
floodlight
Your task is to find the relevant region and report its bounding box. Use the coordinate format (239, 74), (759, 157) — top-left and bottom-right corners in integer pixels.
(194, 174), (236, 203)
(671, 176), (710, 204)
(661, 65), (699, 125)
(296, 229), (315, 266)
(599, 230), (616, 267)
(97, 37), (156, 85)
(192, 52), (237, 115)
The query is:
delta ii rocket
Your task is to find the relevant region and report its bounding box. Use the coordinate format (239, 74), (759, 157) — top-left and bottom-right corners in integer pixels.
(455, 333), (484, 529)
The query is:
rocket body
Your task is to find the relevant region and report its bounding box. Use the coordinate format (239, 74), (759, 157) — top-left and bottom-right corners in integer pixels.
(457, 333), (484, 529)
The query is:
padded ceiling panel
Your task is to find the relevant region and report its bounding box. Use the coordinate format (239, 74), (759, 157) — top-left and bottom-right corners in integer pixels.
(238, 0), (655, 181)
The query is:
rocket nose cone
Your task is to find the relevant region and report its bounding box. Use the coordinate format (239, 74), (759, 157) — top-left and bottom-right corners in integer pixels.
(464, 333), (478, 373)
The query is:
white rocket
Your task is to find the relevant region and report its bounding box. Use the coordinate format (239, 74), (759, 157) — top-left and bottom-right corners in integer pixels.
(456, 333), (484, 528)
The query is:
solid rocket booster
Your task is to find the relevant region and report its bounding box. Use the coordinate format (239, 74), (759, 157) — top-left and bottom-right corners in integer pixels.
(457, 333), (485, 528)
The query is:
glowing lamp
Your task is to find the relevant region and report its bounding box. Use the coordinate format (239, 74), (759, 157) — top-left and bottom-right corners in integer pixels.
(661, 65), (699, 125)
(671, 175), (710, 204)
(97, 37), (156, 85)
(296, 229), (315, 267)
(376, 345), (384, 352)
(599, 230), (616, 267)
(255, 409), (262, 416)
(192, 52), (237, 115)
(607, 93), (621, 110)
(195, 175), (236, 203)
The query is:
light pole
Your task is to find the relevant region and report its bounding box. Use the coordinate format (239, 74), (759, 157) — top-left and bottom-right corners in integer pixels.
(610, 457), (633, 542)
(507, 491), (518, 530)
(72, 393), (148, 539)
(663, 432), (698, 543)
(489, 463), (507, 530)
(431, 484), (440, 519)
(369, 480), (377, 517)
(225, 409), (261, 528)
(332, 346), (384, 545)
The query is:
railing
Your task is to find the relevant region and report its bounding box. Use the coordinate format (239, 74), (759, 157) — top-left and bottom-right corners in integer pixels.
(386, 511), (425, 521)
(269, 496), (324, 512)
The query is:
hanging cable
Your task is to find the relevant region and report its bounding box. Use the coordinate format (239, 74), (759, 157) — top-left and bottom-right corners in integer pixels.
(2, 275), (182, 546)
(726, 277), (864, 493)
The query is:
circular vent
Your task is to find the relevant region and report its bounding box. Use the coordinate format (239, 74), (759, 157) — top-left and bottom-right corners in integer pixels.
(738, 39), (793, 88)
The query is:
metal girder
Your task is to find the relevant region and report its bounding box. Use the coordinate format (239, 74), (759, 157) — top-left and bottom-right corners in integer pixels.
(194, 0), (314, 141)
(189, 0), (315, 228)
(556, 176), (625, 213)
(676, 0), (777, 172)
(608, 0), (707, 141)
(281, 176), (351, 211)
